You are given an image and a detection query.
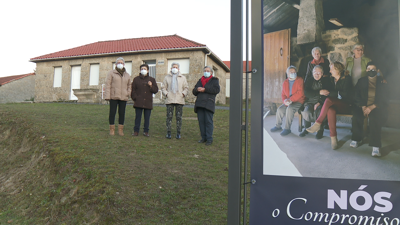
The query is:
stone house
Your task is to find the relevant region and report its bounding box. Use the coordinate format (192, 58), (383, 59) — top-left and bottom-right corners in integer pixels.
(30, 35), (229, 104)
(0, 73), (35, 103)
(223, 61), (252, 99)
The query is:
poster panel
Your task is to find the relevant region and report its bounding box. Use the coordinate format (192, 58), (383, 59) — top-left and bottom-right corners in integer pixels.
(250, 0), (400, 224)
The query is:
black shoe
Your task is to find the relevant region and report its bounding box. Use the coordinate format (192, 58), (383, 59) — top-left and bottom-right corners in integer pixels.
(166, 132), (171, 139)
(205, 140), (213, 146)
(316, 130), (323, 139)
(299, 129), (308, 137)
(176, 133), (181, 139)
(198, 139), (206, 143)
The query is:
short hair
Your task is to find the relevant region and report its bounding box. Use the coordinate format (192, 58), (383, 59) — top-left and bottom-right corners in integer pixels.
(313, 65), (324, 74)
(312, 47), (322, 55)
(140, 64), (149, 71)
(366, 61), (377, 69)
(331, 61), (345, 75)
(116, 57), (125, 64)
(352, 44), (364, 51)
(171, 62), (180, 68)
(286, 65), (297, 75)
(204, 66), (214, 75)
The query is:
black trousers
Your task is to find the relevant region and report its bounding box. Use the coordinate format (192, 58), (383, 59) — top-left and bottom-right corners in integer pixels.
(352, 106), (384, 147)
(134, 107), (152, 132)
(197, 107), (214, 141)
(109, 100), (127, 125)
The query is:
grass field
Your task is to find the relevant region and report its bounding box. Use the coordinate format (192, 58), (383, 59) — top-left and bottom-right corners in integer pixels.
(0, 103), (231, 224)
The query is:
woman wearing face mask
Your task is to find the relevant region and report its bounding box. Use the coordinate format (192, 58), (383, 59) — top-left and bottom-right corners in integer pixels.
(307, 61), (353, 149)
(104, 57), (132, 136)
(350, 62), (388, 157)
(299, 65), (334, 139)
(270, 65), (305, 136)
(161, 62), (189, 139)
(192, 66), (220, 146)
(131, 64), (159, 137)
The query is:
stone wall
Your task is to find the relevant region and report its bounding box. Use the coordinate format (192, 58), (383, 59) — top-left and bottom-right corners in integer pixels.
(321, 27), (360, 64)
(0, 75), (35, 103)
(34, 51), (227, 104)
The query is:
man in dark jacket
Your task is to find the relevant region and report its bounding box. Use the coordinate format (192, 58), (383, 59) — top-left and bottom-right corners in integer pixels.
(192, 66), (220, 145)
(131, 64), (159, 137)
(350, 62), (388, 157)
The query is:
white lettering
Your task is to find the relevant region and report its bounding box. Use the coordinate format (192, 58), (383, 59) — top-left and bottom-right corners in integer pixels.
(272, 209), (280, 218)
(287, 198), (307, 220)
(349, 186), (373, 211)
(328, 189), (348, 210)
(374, 192), (393, 213)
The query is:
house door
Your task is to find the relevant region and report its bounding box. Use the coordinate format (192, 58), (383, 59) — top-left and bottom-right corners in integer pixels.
(264, 28), (291, 105)
(70, 65), (81, 100)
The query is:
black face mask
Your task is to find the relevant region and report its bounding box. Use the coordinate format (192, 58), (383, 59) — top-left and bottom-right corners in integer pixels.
(367, 70), (377, 77)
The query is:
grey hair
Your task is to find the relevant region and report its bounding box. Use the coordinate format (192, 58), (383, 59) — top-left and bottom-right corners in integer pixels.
(286, 65), (297, 75)
(171, 62), (180, 68)
(311, 47), (322, 55)
(204, 66), (214, 75)
(352, 44), (364, 51)
(312, 65), (324, 74)
(116, 57), (125, 64)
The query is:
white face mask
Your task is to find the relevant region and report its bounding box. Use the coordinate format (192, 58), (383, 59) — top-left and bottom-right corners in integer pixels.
(289, 72), (297, 80)
(141, 69), (148, 76)
(116, 64), (124, 69)
(171, 68), (178, 74)
(204, 72), (211, 78)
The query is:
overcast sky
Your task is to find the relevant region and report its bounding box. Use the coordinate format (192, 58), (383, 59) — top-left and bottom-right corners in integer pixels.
(0, 0), (233, 78)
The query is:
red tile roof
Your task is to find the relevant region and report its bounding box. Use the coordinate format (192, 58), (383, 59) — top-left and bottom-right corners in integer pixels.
(30, 35), (206, 61)
(223, 61), (252, 73)
(0, 73), (35, 86)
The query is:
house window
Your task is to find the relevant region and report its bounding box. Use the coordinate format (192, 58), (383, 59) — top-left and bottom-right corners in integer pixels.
(89, 64), (99, 85)
(53, 67), (62, 87)
(113, 61), (132, 75)
(168, 59), (190, 74)
(143, 60), (156, 79)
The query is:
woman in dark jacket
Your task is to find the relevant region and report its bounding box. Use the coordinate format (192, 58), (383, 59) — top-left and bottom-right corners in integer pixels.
(131, 64), (159, 137)
(350, 62), (388, 157)
(192, 66), (220, 145)
(307, 61), (353, 149)
(304, 47), (330, 82)
(299, 65), (334, 139)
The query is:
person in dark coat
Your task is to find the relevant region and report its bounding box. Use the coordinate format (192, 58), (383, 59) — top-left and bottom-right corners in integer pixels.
(307, 61), (353, 150)
(299, 65), (334, 139)
(192, 66), (220, 145)
(131, 64), (159, 137)
(350, 61), (388, 157)
(304, 47), (330, 83)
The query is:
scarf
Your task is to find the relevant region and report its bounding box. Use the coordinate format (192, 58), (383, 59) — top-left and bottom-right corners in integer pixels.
(201, 75), (213, 87)
(116, 67), (125, 76)
(170, 72), (178, 94)
(311, 57), (325, 65)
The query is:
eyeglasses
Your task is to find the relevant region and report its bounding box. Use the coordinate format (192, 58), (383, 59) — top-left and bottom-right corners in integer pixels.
(354, 48), (363, 51)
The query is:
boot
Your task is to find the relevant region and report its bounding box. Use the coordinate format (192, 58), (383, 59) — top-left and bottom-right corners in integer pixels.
(109, 125), (115, 136)
(118, 125), (124, 136)
(331, 136), (338, 150)
(306, 122), (321, 133)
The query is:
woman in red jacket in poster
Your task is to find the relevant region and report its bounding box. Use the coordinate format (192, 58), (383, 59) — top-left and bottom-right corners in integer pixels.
(270, 65), (305, 136)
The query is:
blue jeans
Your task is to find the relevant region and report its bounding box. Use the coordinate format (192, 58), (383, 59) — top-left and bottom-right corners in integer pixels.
(134, 107), (152, 132)
(197, 107), (214, 141)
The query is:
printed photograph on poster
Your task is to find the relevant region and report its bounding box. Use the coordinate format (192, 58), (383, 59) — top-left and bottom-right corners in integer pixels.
(262, 0), (400, 181)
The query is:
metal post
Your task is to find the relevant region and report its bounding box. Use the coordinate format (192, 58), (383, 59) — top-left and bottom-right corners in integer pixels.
(228, 0), (243, 224)
(243, 0), (250, 224)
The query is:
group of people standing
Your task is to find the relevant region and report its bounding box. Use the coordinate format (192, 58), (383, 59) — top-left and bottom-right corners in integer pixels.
(104, 57), (220, 146)
(270, 45), (388, 157)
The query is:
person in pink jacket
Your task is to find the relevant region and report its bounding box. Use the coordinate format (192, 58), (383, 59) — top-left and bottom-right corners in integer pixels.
(104, 57), (132, 136)
(270, 65), (305, 136)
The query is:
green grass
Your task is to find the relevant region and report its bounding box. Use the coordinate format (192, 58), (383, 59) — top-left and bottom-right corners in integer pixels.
(0, 103), (230, 224)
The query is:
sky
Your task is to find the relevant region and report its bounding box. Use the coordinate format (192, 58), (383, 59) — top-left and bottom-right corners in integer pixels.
(0, 0), (233, 78)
